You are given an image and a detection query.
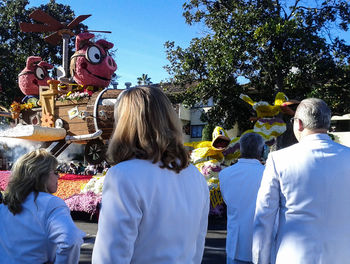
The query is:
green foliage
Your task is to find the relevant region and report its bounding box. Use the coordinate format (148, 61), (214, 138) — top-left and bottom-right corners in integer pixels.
(0, 0), (87, 107)
(202, 123), (215, 141)
(137, 73), (152, 85)
(165, 0), (350, 129)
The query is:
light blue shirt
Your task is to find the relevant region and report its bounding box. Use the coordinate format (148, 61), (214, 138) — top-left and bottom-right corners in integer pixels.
(0, 192), (85, 264)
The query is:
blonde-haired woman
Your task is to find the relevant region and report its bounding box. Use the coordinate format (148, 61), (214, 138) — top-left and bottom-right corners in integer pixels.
(92, 86), (209, 264)
(0, 149), (85, 264)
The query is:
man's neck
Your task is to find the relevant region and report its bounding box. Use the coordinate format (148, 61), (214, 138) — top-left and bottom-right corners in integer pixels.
(299, 128), (328, 140)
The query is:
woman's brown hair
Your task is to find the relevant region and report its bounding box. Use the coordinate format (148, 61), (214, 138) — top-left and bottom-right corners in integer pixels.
(106, 86), (189, 173)
(3, 149), (58, 214)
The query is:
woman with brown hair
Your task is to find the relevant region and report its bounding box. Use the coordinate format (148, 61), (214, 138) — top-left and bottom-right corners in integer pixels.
(92, 86), (209, 264)
(0, 149), (85, 264)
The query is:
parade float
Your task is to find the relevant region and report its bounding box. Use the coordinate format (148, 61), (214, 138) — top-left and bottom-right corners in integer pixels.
(0, 9), (121, 218)
(0, 10), (121, 165)
(185, 92), (298, 216)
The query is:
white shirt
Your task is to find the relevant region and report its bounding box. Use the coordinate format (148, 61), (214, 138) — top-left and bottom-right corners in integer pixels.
(0, 192), (85, 264)
(219, 158), (264, 262)
(92, 159), (209, 264)
(253, 133), (350, 264)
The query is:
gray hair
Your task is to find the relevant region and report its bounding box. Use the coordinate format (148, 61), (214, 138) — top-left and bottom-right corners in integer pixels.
(240, 132), (264, 159)
(295, 98), (331, 130)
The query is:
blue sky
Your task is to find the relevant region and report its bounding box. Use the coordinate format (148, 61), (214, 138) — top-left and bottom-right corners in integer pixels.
(27, 0), (350, 88)
(27, 0), (204, 88)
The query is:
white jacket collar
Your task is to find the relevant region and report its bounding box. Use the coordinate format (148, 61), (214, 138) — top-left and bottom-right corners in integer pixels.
(237, 158), (262, 164)
(300, 133), (330, 143)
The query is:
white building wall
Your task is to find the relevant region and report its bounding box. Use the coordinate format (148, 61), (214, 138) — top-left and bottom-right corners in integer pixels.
(178, 104), (191, 121)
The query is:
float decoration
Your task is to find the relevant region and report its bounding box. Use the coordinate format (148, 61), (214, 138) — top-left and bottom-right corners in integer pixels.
(18, 56), (53, 96)
(185, 126), (231, 216)
(185, 126), (230, 165)
(186, 92), (298, 216)
(0, 10), (120, 165)
(57, 90), (90, 103)
(20, 9), (91, 81)
(239, 92), (288, 145)
(70, 32), (117, 89)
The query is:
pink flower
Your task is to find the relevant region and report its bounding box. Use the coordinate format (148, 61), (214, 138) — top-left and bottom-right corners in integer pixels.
(64, 191), (102, 216)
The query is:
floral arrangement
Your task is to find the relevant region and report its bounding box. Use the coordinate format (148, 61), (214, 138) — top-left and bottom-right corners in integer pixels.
(57, 90), (90, 103)
(0, 171), (10, 191)
(53, 174), (92, 200)
(59, 174), (105, 217)
(10, 101), (34, 119)
(198, 160), (222, 180)
(64, 191), (101, 216)
(10, 101), (34, 111)
(57, 84), (95, 103)
(81, 175), (105, 194)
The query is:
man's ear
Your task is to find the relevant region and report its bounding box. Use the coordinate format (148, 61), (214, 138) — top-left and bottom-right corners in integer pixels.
(297, 119), (304, 131)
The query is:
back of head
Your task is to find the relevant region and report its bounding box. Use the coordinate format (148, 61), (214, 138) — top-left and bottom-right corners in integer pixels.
(240, 132), (264, 159)
(107, 86), (189, 173)
(3, 149), (58, 215)
(295, 98), (331, 130)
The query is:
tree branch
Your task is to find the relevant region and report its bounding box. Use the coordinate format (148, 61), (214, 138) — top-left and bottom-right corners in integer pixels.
(287, 0), (301, 20)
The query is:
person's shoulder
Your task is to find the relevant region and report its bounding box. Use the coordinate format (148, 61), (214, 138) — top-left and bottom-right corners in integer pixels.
(330, 139), (350, 149)
(36, 192), (67, 209)
(184, 163), (206, 178)
(185, 163), (201, 172)
(118, 159), (152, 167)
(109, 159), (153, 173)
(218, 163), (235, 177)
(183, 164), (209, 192)
(330, 141), (350, 156)
(269, 143), (299, 159)
(22, 192), (68, 217)
(106, 159), (159, 183)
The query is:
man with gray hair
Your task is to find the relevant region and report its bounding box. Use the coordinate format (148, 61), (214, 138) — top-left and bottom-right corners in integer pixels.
(219, 132), (265, 264)
(253, 98), (350, 264)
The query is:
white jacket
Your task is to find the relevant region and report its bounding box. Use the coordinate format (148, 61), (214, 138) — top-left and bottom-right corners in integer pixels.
(219, 158), (264, 263)
(92, 159), (209, 264)
(253, 133), (350, 264)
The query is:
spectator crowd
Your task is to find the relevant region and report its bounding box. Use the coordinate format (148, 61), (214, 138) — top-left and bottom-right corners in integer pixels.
(56, 161), (110, 175)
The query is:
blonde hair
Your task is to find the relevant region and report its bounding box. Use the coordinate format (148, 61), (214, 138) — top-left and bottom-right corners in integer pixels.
(3, 149), (58, 215)
(107, 86), (189, 173)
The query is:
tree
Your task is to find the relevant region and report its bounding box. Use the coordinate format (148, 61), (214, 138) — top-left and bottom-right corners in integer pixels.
(0, 0), (87, 107)
(202, 123), (215, 141)
(137, 73), (152, 85)
(165, 0), (350, 131)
